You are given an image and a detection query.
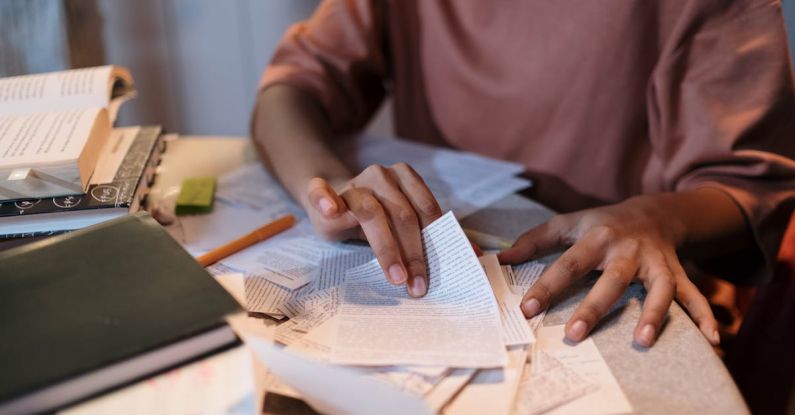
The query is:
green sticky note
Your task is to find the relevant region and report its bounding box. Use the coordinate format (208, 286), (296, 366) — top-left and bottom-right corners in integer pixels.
(175, 177), (216, 215)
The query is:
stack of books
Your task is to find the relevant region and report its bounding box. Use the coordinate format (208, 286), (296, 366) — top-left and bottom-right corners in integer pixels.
(0, 66), (165, 239)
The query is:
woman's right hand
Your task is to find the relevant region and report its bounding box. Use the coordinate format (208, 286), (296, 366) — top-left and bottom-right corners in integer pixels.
(305, 163), (443, 297)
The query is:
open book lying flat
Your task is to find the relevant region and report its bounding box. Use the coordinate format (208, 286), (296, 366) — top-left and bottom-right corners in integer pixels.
(0, 66), (136, 200)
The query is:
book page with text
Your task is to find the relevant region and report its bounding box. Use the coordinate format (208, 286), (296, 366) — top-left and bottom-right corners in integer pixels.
(0, 108), (101, 168)
(331, 212), (507, 368)
(0, 66), (114, 117)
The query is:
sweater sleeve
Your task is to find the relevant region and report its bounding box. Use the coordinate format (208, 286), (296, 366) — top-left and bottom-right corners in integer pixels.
(647, 0), (795, 283)
(259, 0), (389, 134)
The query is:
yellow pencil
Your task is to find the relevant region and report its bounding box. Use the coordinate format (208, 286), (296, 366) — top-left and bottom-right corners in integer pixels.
(197, 214), (296, 267)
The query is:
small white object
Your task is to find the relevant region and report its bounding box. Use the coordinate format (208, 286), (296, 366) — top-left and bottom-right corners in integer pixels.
(8, 168), (33, 181)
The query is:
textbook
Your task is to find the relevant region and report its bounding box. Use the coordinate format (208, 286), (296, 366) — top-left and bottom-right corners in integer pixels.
(0, 212), (241, 415)
(0, 66), (136, 199)
(0, 126), (164, 239)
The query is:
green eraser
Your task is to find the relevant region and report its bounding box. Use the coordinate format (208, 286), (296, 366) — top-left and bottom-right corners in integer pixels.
(175, 177), (216, 215)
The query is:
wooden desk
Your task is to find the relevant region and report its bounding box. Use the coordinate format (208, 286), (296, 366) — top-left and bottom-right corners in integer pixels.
(148, 136), (748, 414)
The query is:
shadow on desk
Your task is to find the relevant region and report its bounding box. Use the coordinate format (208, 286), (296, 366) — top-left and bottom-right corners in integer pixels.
(726, 212), (795, 415)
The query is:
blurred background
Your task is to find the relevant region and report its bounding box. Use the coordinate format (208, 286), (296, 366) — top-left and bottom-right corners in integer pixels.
(0, 0), (391, 137)
(0, 0), (793, 137)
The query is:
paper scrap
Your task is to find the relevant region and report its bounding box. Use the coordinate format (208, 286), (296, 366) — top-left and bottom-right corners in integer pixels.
(507, 261), (545, 295)
(535, 325), (633, 415)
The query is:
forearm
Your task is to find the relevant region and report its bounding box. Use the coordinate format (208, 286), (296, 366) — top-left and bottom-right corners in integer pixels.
(251, 85), (353, 209)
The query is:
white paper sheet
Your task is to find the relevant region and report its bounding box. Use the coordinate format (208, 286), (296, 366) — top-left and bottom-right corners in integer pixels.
(214, 163), (303, 217)
(443, 346), (529, 415)
(535, 325), (633, 415)
(332, 212), (506, 368)
(482, 255), (535, 347)
(245, 336), (433, 415)
(340, 135), (531, 219)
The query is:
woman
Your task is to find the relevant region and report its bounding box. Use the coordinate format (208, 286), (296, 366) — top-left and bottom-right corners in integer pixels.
(252, 0), (795, 348)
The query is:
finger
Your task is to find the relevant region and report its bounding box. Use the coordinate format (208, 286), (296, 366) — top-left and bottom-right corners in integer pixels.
(668, 255), (720, 345)
(341, 188), (408, 287)
(497, 219), (568, 265)
(389, 163), (443, 227)
(634, 257), (676, 348)
(470, 241), (483, 257)
(566, 251), (639, 342)
(520, 233), (606, 318)
(307, 177), (347, 218)
(375, 191), (428, 298)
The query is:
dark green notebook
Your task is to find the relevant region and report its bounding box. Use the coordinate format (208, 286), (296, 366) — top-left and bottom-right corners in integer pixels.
(0, 212), (240, 414)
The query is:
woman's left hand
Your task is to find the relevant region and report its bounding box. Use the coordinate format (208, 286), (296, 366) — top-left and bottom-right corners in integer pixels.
(498, 193), (720, 347)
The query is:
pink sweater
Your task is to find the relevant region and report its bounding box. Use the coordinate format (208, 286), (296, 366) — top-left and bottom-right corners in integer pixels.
(260, 0), (795, 283)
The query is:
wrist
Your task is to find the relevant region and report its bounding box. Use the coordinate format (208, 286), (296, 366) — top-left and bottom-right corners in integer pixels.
(623, 193), (689, 246)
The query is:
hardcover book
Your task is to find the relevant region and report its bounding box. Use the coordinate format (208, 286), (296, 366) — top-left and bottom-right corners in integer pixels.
(0, 212), (241, 414)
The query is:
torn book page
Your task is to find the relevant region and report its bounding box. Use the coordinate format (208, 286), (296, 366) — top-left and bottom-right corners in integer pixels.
(443, 346), (528, 415)
(536, 325), (632, 415)
(245, 336), (433, 415)
(222, 237), (326, 290)
(482, 254), (534, 346)
(513, 350), (596, 415)
(332, 212), (507, 368)
(506, 261), (545, 296)
(244, 274), (302, 317)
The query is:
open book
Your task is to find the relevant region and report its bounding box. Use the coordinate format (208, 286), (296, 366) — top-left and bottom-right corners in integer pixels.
(0, 66), (136, 200)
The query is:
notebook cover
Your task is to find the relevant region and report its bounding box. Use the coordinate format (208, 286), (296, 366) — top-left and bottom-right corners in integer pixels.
(0, 212), (240, 404)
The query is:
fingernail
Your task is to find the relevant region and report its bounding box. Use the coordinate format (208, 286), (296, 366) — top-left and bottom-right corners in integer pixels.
(318, 198), (334, 215)
(567, 320), (588, 341)
(409, 277), (427, 297)
(522, 298), (541, 317)
(711, 330), (720, 345)
(639, 324), (656, 347)
(388, 264), (407, 284)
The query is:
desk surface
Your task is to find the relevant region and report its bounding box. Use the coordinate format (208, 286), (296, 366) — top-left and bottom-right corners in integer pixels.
(149, 136), (748, 415)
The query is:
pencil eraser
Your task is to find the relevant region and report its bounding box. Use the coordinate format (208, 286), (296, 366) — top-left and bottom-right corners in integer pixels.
(175, 177), (216, 215)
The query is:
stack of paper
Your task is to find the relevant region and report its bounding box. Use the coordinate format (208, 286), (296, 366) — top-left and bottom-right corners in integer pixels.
(220, 209), (632, 415)
(169, 141), (631, 414)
